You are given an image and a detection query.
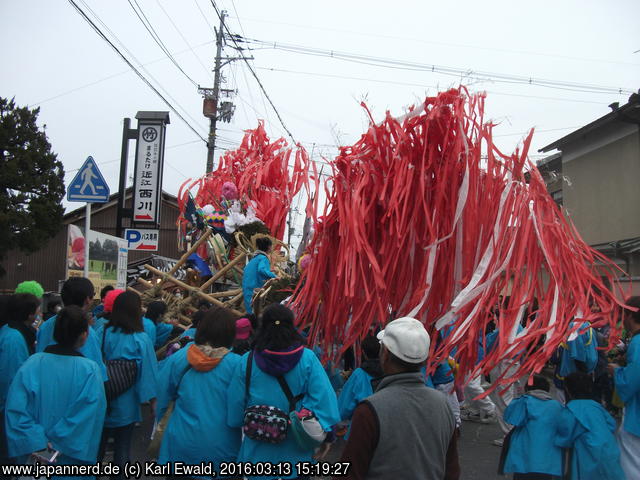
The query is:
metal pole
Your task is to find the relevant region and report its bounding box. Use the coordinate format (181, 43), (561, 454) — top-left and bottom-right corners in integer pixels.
(116, 118), (131, 238)
(84, 203), (91, 278)
(206, 11), (226, 173)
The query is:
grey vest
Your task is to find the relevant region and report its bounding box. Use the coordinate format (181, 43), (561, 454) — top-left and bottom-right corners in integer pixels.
(365, 372), (455, 480)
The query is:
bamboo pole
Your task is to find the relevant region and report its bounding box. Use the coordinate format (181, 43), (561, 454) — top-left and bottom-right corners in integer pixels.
(201, 252), (246, 290)
(144, 264), (243, 316)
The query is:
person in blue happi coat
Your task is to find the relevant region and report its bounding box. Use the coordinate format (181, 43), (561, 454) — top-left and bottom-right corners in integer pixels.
(98, 291), (158, 475)
(552, 320), (598, 403)
(91, 284), (114, 321)
(610, 296), (640, 479)
(0, 293), (40, 465)
(157, 306), (242, 469)
(501, 375), (564, 479)
(338, 335), (382, 431)
(5, 305), (106, 478)
(179, 310), (206, 341)
(227, 304), (340, 479)
(94, 288), (123, 332)
(37, 277), (107, 381)
(143, 300), (175, 348)
(242, 237), (277, 314)
(555, 372), (624, 480)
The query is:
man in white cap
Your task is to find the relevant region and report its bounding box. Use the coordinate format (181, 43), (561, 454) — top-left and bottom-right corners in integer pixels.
(337, 317), (460, 480)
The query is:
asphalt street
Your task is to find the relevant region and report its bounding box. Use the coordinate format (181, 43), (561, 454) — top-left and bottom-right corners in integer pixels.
(127, 405), (508, 480)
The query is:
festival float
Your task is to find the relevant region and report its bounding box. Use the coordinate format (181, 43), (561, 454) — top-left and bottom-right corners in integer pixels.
(133, 87), (627, 386)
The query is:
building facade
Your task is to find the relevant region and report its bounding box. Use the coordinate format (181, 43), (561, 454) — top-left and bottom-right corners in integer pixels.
(539, 93), (640, 293)
(0, 189), (182, 292)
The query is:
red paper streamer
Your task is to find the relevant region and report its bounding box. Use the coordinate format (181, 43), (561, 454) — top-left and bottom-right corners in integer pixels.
(291, 87), (627, 388)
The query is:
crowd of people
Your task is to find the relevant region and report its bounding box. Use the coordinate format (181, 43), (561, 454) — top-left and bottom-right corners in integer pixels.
(0, 275), (638, 480)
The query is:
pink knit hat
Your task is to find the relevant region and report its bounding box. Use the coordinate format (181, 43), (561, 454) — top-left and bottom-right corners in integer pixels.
(236, 317), (252, 340)
(103, 289), (125, 313)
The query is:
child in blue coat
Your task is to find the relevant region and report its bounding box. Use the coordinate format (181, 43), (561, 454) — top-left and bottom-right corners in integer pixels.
(157, 307), (242, 470)
(98, 292), (158, 476)
(5, 306), (106, 479)
(555, 372), (624, 480)
(227, 304), (340, 480)
(501, 375), (564, 479)
(242, 237), (277, 314)
(338, 335), (382, 427)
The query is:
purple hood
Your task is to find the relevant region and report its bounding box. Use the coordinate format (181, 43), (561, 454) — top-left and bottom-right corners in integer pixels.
(254, 344), (304, 376)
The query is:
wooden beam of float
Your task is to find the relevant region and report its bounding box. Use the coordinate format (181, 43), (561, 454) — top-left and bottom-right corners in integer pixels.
(156, 229), (213, 289)
(144, 264), (243, 316)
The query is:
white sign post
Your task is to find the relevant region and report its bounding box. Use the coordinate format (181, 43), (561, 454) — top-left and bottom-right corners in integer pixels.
(67, 156), (110, 279)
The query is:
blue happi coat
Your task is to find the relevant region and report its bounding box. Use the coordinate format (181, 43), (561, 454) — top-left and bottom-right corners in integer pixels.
(555, 399), (624, 480)
(615, 333), (640, 437)
(36, 315), (107, 381)
(558, 322), (598, 378)
(101, 326), (158, 427)
(242, 253), (276, 314)
(143, 317), (157, 345)
(338, 367), (374, 421)
(503, 392), (564, 476)
(226, 347), (340, 479)
(5, 351), (106, 465)
(0, 325), (30, 411)
(155, 322), (173, 348)
(157, 345), (242, 467)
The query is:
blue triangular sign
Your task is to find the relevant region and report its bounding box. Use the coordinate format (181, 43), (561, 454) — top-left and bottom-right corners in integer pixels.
(67, 156), (110, 202)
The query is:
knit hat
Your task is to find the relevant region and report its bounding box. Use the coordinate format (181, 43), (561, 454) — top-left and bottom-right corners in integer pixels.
(15, 281), (44, 299)
(236, 317), (252, 340)
(377, 317), (431, 363)
(103, 289), (125, 313)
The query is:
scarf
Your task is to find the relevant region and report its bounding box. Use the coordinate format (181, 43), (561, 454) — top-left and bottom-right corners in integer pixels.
(187, 344), (229, 372)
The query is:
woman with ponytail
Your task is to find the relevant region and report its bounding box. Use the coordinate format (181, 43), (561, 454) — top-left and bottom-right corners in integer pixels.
(226, 303), (340, 479)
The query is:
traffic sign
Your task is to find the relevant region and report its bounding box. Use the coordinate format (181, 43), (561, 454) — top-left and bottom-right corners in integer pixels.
(67, 156), (110, 202)
(125, 228), (159, 251)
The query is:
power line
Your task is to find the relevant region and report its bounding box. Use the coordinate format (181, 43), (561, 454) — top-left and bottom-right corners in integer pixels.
(239, 37), (635, 96)
(229, 16), (640, 68)
(126, 0), (198, 86)
(67, 0), (207, 142)
(256, 66), (609, 106)
(207, 1), (297, 143)
(27, 40), (215, 108)
(155, 0), (213, 82)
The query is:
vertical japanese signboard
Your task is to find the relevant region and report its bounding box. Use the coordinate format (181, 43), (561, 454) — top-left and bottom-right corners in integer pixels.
(132, 113), (168, 225)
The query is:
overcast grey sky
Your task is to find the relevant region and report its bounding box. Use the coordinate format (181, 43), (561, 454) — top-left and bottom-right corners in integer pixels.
(1, 0), (638, 214)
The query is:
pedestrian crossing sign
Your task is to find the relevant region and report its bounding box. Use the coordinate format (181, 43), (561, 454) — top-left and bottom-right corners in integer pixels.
(67, 156), (110, 202)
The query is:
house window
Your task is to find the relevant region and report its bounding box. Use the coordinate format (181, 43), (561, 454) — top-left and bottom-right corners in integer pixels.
(551, 190), (563, 206)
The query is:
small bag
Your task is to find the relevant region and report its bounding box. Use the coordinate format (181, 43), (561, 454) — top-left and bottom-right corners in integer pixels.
(101, 328), (138, 401)
(242, 351), (302, 444)
(289, 409), (326, 450)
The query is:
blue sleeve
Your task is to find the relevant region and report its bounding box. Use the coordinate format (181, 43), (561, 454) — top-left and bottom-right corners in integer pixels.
(504, 397), (527, 427)
(36, 318), (55, 352)
(79, 328), (108, 382)
(5, 363), (48, 457)
(156, 349), (189, 421)
(0, 333), (29, 410)
(338, 370), (371, 421)
(258, 256), (276, 280)
(485, 330), (499, 354)
(226, 354), (249, 428)
(143, 319), (157, 345)
(555, 408), (581, 448)
(301, 352), (341, 431)
(47, 364), (106, 463)
(155, 323), (173, 348)
(136, 334), (159, 403)
(615, 338), (640, 403)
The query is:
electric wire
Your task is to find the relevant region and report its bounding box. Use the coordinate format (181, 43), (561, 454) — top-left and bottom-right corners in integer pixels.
(208, 1), (297, 143)
(67, 0), (207, 142)
(126, 0), (198, 86)
(238, 37), (635, 96)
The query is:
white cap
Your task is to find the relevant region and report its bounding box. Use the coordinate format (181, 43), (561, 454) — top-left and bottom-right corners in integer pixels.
(377, 317), (431, 363)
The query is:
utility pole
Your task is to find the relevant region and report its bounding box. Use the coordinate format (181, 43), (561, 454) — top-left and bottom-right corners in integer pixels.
(205, 10), (225, 173)
(199, 11), (247, 173)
